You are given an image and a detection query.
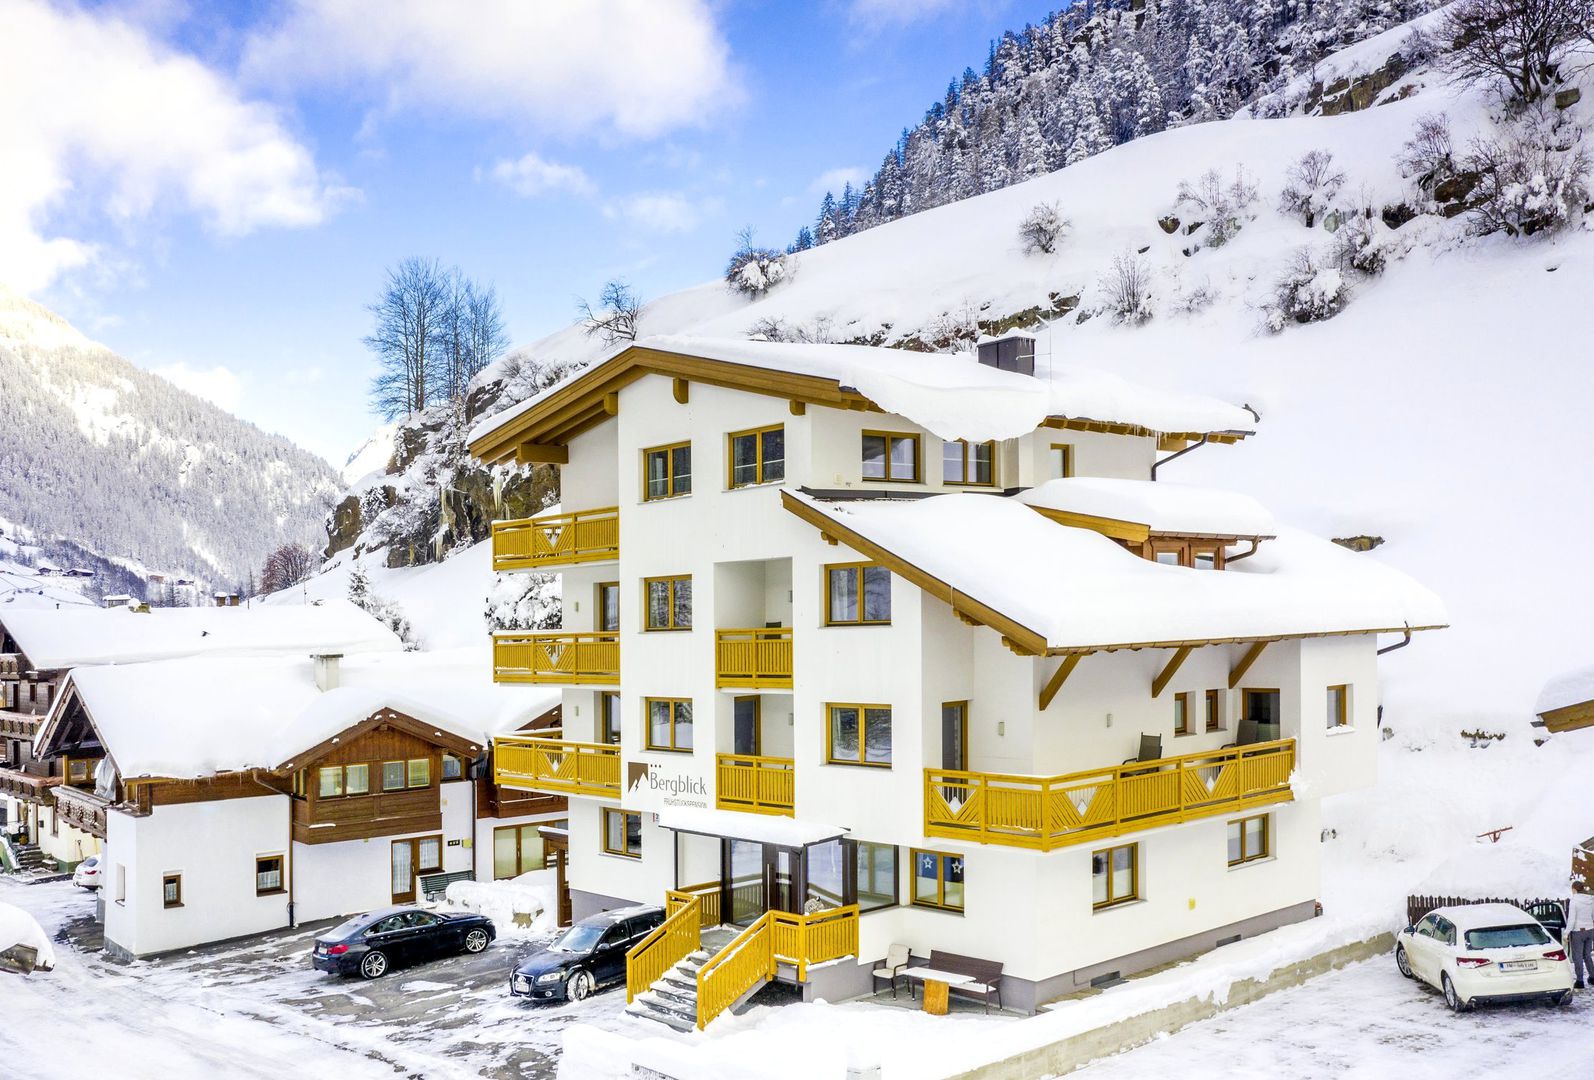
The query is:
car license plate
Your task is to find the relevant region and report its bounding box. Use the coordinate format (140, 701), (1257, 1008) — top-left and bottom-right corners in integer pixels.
(1499, 960), (1536, 971)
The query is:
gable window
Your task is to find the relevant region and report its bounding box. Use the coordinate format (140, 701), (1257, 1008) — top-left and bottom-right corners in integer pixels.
(162, 873), (183, 909)
(382, 761), (406, 791)
(1327, 684), (1350, 729)
(406, 758), (431, 788)
(67, 758), (91, 785)
(318, 766), (344, 798)
(643, 442), (691, 501)
(943, 439), (994, 486)
(345, 763), (370, 795)
(441, 754), (463, 781)
(862, 431), (920, 482)
(645, 698), (693, 752)
(827, 704), (892, 766)
(1174, 692), (1192, 736)
(256, 855), (285, 895)
(596, 582), (620, 632)
(644, 575), (692, 631)
(1228, 815), (1270, 866)
(911, 849), (964, 912)
(1092, 843), (1138, 909)
(1204, 689), (1222, 733)
(1051, 443), (1074, 479)
(728, 425), (785, 488)
(602, 808), (642, 858)
(825, 563), (890, 625)
(601, 692), (622, 744)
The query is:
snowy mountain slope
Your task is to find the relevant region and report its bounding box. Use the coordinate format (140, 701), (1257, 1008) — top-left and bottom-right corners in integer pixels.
(0, 288), (340, 590)
(470, 41), (1587, 733)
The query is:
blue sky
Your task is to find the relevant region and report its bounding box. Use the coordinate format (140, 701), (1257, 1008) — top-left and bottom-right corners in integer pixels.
(8, 0), (1047, 466)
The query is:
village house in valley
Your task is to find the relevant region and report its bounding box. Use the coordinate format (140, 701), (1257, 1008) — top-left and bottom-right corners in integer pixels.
(467, 335), (1446, 1024)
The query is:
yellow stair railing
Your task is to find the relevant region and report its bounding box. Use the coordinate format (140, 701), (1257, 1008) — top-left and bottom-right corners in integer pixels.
(492, 507), (620, 571)
(626, 895), (702, 1004)
(696, 905), (859, 1028)
(713, 628), (793, 689)
(715, 754), (795, 816)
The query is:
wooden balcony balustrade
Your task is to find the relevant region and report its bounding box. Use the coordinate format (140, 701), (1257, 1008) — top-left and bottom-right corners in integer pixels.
(493, 736), (621, 799)
(52, 785), (109, 839)
(0, 767), (61, 803)
(492, 507), (620, 571)
(924, 738), (1297, 852)
(493, 631), (619, 686)
(713, 628), (793, 689)
(476, 774), (568, 819)
(0, 711), (42, 739)
(715, 753), (794, 816)
(292, 786), (440, 845)
(0, 654), (19, 679)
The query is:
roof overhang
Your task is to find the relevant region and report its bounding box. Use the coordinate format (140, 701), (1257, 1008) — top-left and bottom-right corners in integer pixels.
(1026, 505), (1275, 546)
(1538, 699), (1594, 734)
(276, 707), (486, 772)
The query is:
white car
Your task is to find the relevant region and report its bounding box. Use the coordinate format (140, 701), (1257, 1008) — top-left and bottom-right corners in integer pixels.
(72, 855), (101, 890)
(1396, 902), (1574, 1011)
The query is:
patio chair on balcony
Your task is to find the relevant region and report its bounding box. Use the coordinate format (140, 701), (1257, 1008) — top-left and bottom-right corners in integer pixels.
(1122, 734), (1162, 765)
(873, 943), (911, 998)
(1223, 719), (1261, 749)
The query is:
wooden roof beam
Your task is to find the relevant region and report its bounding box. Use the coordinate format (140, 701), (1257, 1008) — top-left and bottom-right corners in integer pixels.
(672, 377), (689, 404)
(1152, 645), (1194, 698)
(1039, 653), (1086, 711)
(1228, 640), (1270, 689)
(516, 442), (568, 465)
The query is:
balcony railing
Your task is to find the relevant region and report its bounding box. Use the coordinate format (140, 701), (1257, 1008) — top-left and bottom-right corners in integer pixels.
(0, 711), (42, 739)
(52, 785), (109, 839)
(714, 628), (793, 689)
(0, 654), (19, 679)
(493, 631), (619, 686)
(924, 738), (1297, 852)
(494, 736), (621, 799)
(492, 507), (620, 571)
(716, 753), (795, 816)
(0, 767), (61, 803)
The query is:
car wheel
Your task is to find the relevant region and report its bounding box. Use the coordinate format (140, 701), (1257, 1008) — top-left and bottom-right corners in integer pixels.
(1441, 974), (1469, 1013)
(1395, 946), (1414, 980)
(567, 969), (593, 1001)
(464, 929), (490, 954)
(1553, 990), (1574, 1007)
(360, 951), (389, 979)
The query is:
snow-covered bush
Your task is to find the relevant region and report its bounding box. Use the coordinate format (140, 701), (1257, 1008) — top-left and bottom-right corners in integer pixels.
(747, 314), (839, 344)
(1265, 248), (1349, 332)
(347, 565), (417, 647)
(724, 227), (791, 296)
(1399, 113), (1456, 191)
(1460, 126), (1591, 238)
(1331, 215), (1386, 276)
(1018, 201), (1069, 255)
(1101, 254), (1154, 324)
(1172, 278), (1217, 314)
(486, 570), (560, 632)
(1175, 166), (1259, 247)
(1278, 149), (1347, 227)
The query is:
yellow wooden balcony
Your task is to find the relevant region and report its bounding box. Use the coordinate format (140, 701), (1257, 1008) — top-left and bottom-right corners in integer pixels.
(715, 753), (794, 816)
(714, 627), (793, 689)
(493, 631), (619, 685)
(924, 738), (1296, 852)
(492, 736), (621, 799)
(492, 506), (619, 571)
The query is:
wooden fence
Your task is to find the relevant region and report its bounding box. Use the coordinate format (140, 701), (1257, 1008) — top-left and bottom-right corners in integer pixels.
(1405, 894), (1568, 930)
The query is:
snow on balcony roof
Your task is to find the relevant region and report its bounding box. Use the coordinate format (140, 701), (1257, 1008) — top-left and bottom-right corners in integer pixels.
(57, 650), (559, 780)
(1537, 664), (1594, 716)
(656, 806), (848, 848)
(786, 490), (1445, 652)
(1018, 478), (1278, 538)
(0, 598), (403, 670)
(468, 335), (1254, 447)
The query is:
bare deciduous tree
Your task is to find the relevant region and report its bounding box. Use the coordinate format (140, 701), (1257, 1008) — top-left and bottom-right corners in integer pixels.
(1102, 254), (1154, 324)
(1399, 113), (1456, 185)
(1278, 150), (1347, 227)
(366, 257), (449, 420)
(577, 279), (643, 344)
(261, 543), (316, 594)
(1018, 202), (1069, 255)
(1439, 0), (1583, 103)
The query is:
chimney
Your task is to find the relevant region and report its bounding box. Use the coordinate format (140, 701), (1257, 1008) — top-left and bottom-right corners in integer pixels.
(312, 653), (343, 692)
(976, 331), (1036, 376)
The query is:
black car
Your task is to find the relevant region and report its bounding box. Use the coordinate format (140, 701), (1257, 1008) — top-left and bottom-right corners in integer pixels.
(510, 905), (665, 1002)
(312, 906), (496, 979)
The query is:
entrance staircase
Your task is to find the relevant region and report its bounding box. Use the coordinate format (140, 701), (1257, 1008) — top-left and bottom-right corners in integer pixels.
(11, 842), (48, 871)
(625, 929), (741, 1032)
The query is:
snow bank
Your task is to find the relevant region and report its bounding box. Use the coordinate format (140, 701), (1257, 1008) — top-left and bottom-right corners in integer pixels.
(1019, 477), (1278, 536)
(0, 901), (56, 971)
(443, 870), (557, 937)
(1537, 664), (1594, 716)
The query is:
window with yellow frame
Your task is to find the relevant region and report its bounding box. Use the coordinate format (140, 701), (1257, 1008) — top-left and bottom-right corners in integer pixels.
(642, 441), (691, 500)
(826, 703), (892, 766)
(910, 848), (964, 912)
(1092, 843), (1138, 909)
(1326, 684), (1350, 730)
(1227, 815), (1270, 866)
(824, 562), (891, 625)
(1050, 443), (1075, 479)
(643, 575), (692, 630)
(1173, 691), (1193, 735)
(645, 697), (694, 752)
(943, 439), (995, 486)
(861, 430), (919, 482)
(728, 425), (785, 488)
(602, 808), (642, 858)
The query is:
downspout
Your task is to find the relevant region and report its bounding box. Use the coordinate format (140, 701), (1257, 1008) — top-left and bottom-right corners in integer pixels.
(1377, 625), (1414, 656)
(1151, 435), (1208, 481)
(1225, 539), (1261, 564)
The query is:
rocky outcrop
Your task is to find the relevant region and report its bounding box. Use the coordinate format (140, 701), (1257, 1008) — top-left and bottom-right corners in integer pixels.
(1309, 52), (1410, 117)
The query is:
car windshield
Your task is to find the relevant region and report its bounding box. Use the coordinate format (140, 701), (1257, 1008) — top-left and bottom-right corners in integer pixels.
(551, 924), (606, 953)
(1465, 924), (1551, 949)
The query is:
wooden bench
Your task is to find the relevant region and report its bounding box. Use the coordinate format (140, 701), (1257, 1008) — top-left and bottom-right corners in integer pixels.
(922, 949), (1004, 1013)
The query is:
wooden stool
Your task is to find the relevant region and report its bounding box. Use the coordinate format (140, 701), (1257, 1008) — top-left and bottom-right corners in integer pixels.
(922, 978), (949, 1015)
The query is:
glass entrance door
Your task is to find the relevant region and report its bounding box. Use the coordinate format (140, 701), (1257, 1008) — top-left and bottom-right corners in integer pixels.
(726, 839), (765, 926)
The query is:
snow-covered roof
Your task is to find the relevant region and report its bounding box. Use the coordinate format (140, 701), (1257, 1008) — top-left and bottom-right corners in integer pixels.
(52, 650), (559, 780)
(0, 598), (402, 669)
(0, 902), (55, 970)
(469, 336), (1254, 448)
(1537, 664), (1594, 716)
(785, 490), (1445, 652)
(656, 806), (848, 848)
(1018, 478), (1278, 538)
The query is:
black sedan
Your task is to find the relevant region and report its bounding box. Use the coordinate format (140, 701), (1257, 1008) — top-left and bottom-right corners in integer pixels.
(312, 906), (496, 979)
(510, 905), (664, 1002)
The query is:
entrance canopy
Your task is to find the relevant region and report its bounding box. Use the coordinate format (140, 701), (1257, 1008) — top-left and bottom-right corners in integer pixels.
(656, 807), (847, 849)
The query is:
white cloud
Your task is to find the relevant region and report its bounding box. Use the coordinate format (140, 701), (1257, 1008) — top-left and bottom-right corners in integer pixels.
(809, 166), (869, 195)
(848, 0), (961, 26)
(243, 0), (740, 139)
(486, 152), (596, 199)
(151, 362), (244, 413)
(603, 192), (716, 234)
(0, 1), (346, 294)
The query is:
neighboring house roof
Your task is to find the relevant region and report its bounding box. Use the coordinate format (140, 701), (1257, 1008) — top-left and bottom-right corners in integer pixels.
(467, 337), (1254, 462)
(1017, 478), (1278, 540)
(0, 598), (403, 669)
(783, 489), (1446, 655)
(40, 651), (560, 780)
(1536, 664), (1594, 732)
